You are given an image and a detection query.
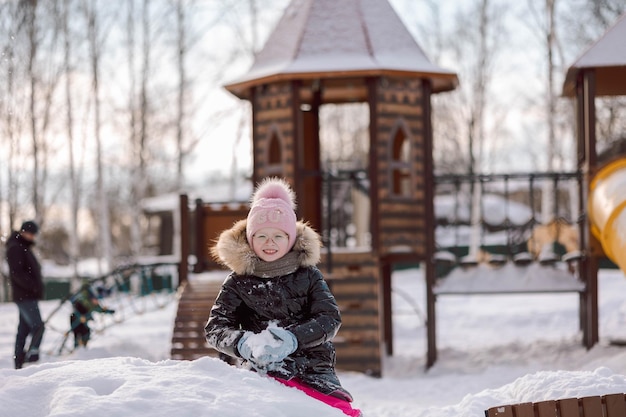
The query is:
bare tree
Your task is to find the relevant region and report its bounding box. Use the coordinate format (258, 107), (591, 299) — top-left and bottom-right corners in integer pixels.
(62, 0), (82, 278)
(174, 0), (187, 189)
(405, 0), (508, 175)
(124, 0), (141, 258)
(3, 0), (64, 231)
(128, 0), (153, 258)
(0, 2), (24, 232)
(25, 0), (41, 220)
(84, 0), (112, 272)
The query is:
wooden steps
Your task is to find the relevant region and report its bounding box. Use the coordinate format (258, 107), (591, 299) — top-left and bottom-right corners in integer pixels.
(170, 277), (223, 360)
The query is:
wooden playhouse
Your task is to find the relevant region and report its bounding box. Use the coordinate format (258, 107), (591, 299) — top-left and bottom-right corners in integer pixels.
(170, 0), (457, 376)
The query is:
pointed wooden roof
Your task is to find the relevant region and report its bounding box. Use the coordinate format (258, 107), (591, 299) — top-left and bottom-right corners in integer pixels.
(563, 12), (626, 97)
(224, 0), (458, 99)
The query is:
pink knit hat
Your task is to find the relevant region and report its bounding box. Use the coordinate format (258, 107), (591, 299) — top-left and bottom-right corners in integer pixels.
(246, 178), (297, 250)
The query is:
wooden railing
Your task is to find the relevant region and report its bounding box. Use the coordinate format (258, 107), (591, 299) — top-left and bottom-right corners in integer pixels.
(485, 394), (626, 417)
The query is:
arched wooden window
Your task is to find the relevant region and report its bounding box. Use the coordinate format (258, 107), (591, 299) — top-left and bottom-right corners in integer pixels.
(266, 128), (283, 176)
(391, 127), (411, 197)
(269, 132), (281, 164)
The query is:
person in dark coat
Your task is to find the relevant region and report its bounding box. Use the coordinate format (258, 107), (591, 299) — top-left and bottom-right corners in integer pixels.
(6, 220), (45, 369)
(205, 178), (361, 417)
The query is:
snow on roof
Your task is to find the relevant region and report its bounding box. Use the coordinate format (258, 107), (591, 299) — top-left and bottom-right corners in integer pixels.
(563, 12), (626, 96)
(141, 179), (253, 213)
(225, 0), (458, 96)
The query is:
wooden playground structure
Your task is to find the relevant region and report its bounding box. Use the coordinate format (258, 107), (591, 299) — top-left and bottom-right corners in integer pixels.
(486, 393), (626, 417)
(166, 1), (626, 377)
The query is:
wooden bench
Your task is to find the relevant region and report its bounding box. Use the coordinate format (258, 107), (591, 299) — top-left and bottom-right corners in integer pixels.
(485, 394), (626, 417)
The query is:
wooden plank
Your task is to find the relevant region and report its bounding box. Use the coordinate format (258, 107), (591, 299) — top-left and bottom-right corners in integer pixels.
(377, 102), (422, 116)
(328, 272), (379, 283)
(335, 344), (380, 356)
(326, 267), (378, 275)
(339, 324), (380, 335)
(554, 398), (579, 416)
(340, 309), (379, 318)
(380, 234), (427, 247)
(172, 325), (205, 332)
(332, 283), (378, 297)
(581, 396), (603, 417)
(334, 332), (380, 344)
(379, 214), (426, 227)
(255, 120), (293, 136)
(339, 314), (380, 325)
(325, 260), (378, 270)
(378, 218), (426, 228)
(177, 301), (218, 308)
(172, 324), (205, 332)
(319, 251), (378, 265)
(322, 86), (368, 102)
(255, 107), (292, 122)
(534, 400), (557, 417)
(328, 272), (378, 281)
(174, 322), (206, 329)
(379, 201), (424, 213)
(336, 298), (379, 311)
(378, 90), (423, 105)
(604, 394), (626, 417)
(485, 395), (626, 417)
(172, 335), (206, 342)
(485, 405), (515, 417)
(512, 402), (535, 417)
(380, 209), (426, 222)
(376, 115), (423, 130)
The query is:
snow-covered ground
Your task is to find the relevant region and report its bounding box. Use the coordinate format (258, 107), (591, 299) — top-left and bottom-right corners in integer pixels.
(3, 266), (626, 417)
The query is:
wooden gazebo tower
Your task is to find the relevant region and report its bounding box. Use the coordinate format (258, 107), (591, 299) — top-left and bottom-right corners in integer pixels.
(172, 0), (457, 375)
(223, 0), (458, 374)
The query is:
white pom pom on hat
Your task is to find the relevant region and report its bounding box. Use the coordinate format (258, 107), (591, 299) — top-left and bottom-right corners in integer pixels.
(246, 177), (298, 250)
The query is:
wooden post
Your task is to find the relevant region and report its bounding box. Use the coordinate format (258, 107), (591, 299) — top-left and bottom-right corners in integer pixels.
(577, 69), (599, 348)
(193, 198), (205, 274)
(381, 261), (393, 355)
(367, 77), (380, 254)
(178, 194), (189, 285)
(423, 80), (438, 368)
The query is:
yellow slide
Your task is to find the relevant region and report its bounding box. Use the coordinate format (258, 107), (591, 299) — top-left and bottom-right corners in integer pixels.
(589, 158), (626, 274)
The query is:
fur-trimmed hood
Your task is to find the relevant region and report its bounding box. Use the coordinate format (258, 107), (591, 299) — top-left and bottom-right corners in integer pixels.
(211, 219), (322, 275)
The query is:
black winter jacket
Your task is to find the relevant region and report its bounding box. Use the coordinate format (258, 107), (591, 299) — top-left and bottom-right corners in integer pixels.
(6, 231), (44, 302)
(205, 219), (352, 401)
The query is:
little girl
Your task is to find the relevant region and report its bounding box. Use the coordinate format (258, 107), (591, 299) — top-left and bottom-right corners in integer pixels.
(205, 177), (361, 417)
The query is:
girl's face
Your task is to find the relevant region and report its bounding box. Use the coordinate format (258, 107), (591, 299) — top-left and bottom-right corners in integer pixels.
(251, 227), (291, 262)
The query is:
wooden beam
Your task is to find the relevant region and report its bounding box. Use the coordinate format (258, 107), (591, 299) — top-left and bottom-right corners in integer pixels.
(178, 194), (189, 285)
(193, 198), (205, 274)
(423, 79), (438, 369)
(580, 70), (599, 348)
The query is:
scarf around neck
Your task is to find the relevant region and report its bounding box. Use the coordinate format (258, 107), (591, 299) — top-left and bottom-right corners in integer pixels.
(252, 250), (301, 278)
